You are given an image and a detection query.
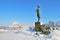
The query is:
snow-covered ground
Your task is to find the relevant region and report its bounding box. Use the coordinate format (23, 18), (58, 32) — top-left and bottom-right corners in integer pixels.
(0, 27), (60, 40)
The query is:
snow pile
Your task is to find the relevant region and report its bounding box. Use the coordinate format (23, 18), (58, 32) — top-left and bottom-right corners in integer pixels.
(43, 30), (60, 40)
(26, 28), (60, 40)
(1, 27), (60, 40)
(10, 28), (60, 40)
(51, 30), (60, 40)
